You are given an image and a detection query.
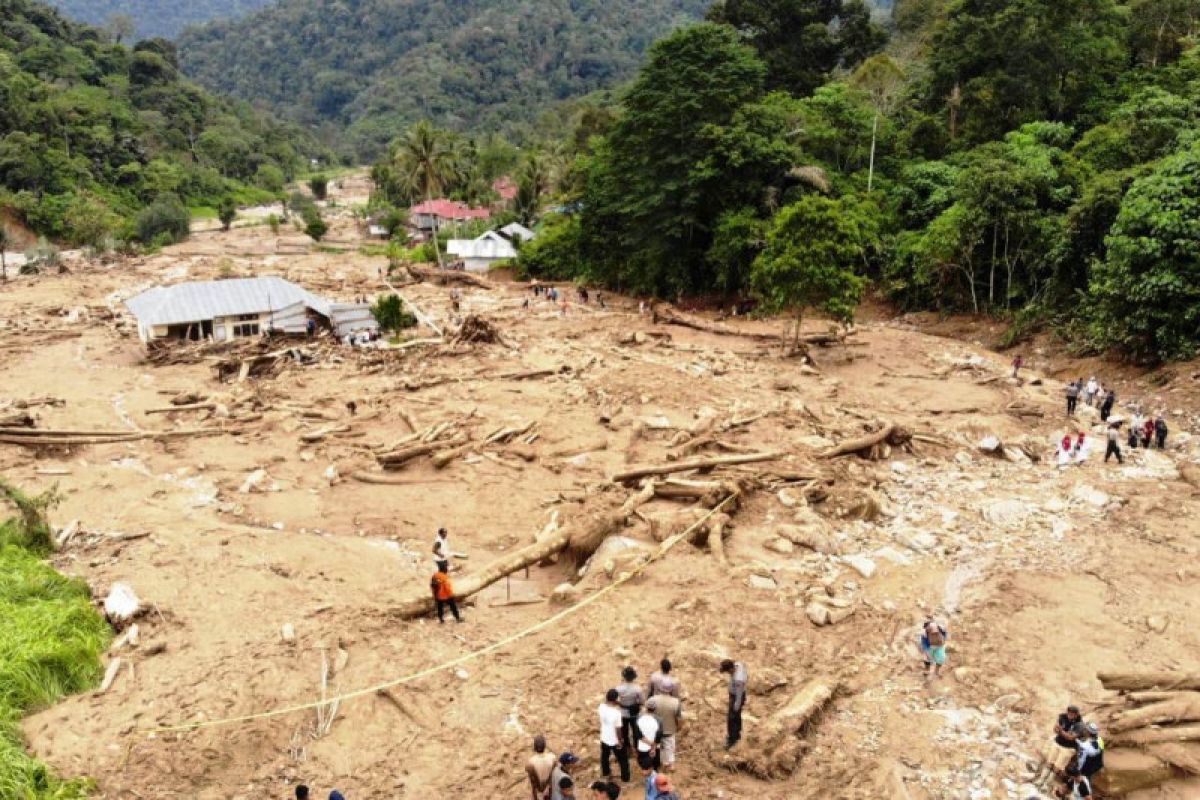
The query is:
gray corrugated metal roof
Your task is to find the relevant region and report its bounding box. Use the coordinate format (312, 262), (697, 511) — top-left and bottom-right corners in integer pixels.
(125, 277), (331, 326)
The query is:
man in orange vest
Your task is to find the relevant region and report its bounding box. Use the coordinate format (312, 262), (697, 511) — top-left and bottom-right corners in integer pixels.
(430, 565), (462, 623)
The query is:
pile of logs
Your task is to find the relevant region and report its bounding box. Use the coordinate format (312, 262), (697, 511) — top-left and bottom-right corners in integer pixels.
(715, 677), (840, 778)
(451, 315), (507, 346)
(0, 426), (230, 448)
(1091, 672), (1200, 795)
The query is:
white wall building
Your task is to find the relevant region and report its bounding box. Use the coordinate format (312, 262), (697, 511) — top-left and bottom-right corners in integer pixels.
(125, 276), (376, 343)
(446, 230), (520, 273)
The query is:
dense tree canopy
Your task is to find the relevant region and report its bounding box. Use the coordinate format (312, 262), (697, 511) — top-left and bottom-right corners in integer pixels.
(0, 0), (328, 246)
(178, 0), (712, 161)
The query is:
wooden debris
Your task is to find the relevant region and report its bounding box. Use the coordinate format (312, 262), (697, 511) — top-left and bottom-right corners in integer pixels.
(99, 658), (123, 693)
(406, 264), (495, 289)
(653, 303), (854, 348)
(144, 402), (216, 415)
(1100, 673), (1200, 692)
(818, 424), (912, 459)
(452, 315), (508, 346)
(612, 452), (782, 484)
(716, 678), (839, 779)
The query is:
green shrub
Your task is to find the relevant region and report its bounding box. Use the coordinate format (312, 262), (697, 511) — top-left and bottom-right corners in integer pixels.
(303, 209), (328, 241)
(134, 193), (190, 245)
(309, 175), (329, 200)
(217, 197), (237, 231)
(267, 213), (281, 234)
(371, 294), (417, 332)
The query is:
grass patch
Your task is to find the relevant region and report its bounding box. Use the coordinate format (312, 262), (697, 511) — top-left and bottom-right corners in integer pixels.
(189, 206), (218, 220)
(0, 484), (109, 799)
(357, 243), (390, 257)
(313, 245), (349, 254)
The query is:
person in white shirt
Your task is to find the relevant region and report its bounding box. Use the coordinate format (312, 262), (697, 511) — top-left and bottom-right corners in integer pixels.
(433, 527), (450, 572)
(597, 689), (629, 783)
(635, 707), (660, 771)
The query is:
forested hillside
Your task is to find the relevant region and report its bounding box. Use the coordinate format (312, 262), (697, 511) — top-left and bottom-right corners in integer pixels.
(498, 0), (1200, 362)
(0, 0), (329, 248)
(43, 0), (272, 40)
(178, 0), (711, 160)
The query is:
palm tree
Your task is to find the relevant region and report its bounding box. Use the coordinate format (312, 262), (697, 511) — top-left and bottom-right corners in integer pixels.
(515, 151), (552, 226)
(851, 54), (906, 193)
(393, 120), (455, 268)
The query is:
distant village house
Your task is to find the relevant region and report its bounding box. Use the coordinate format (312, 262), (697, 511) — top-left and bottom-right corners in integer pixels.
(125, 276), (377, 344)
(409, 199), (491, 232)
(447, 224), (537, 273)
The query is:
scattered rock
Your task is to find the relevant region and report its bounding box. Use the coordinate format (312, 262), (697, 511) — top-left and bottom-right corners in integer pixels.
(281, 623), (296, 644)
(1146, 615), (1169, 634)
(239, 468), (273, 493)
(827, 605), (856, 625)
(1071, 485), (1110, 508)
(890, 461), (911, 474)
(549, 582), (581, 606)
(748, 574), (778, 591)
(978, 436), (1002, 454)
(764, 538), (795, 555)
(454, 668), (469, 681)
(806, 602), (830, 626)
(842, 554), (877, 579)
(777, 488), (799, 508)
(323, 464), (340, 485)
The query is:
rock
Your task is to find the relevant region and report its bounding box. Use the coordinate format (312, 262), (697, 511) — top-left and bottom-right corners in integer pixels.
(993, 693), (1023, 709)
(764, 538), (795, 555)
(955, 451), (973, 465)
(323, 464), (340, 485)
(280, 623), (296, 644)
(953, 667), (976, 685)
(983, 499), (1033, 528)
(842, 554), (877, 579)
(748, 574), (778, 591)
(550, 582), (581, 605)
(890, 461), (911, 474)
(1146, 615), (1169, 633)
(127, 623), (140, 647)
(777, 488), (800, 508)
(978, 436), (1003, 454)
(895, 529), (938, 552)
(239, 468), (270, 493)
(454, 668), (469, 680)
(1071, 485), (1110, 508)
(827, 605), (856, 624)
(103, 583), (142, 624)
(806, 602), (830, 626)
(1003, 447), (1030, 464)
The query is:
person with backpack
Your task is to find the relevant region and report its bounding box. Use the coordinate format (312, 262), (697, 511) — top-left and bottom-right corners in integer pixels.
(919, 619), (948, 680)
(430, 565), (462, 623)
(1076, 723), (1105, 778)
(1155, 415), (1168, 448)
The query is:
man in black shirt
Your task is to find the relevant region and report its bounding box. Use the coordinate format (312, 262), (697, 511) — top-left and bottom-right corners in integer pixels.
(1054, 705), (1086, 749)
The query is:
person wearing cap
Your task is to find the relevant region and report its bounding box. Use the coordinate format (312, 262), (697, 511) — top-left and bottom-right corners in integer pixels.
(526, 735), (556, 800)
(719, 658), (748, 749)
(1074, 723), (1105, 779)
(550, 752), (579, 800)
(615, 666), (645, 749)
(328, 793), (345, 800)
(648, 694), (683, 771)
(1055, 705), (1087, 750)
(647, 658), (680, 698)
(598, 688), (630, 783)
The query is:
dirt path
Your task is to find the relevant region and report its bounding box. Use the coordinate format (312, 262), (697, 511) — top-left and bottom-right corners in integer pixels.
(3, 180), (1198, 800)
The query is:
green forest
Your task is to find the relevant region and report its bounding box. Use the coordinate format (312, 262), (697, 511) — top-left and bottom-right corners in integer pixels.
(43, 0), (272, 40)
(485, 0), (1200, 363)
(0, 0), (329, 250)
(177, 0), (712, 161)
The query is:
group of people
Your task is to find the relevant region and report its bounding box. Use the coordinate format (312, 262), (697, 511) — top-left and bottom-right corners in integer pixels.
(1057, 378), (1171, 466)
(525, 282), (607, 313)
(524, 657), (749, 799)
(292, 786), (344, 800)
(1050, 704), (1106, 798)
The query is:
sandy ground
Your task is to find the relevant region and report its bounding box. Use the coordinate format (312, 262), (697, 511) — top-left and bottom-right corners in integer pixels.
(3, 180), (1199, 800)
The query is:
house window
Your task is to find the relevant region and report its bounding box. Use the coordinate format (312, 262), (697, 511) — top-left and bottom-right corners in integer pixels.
(233, 314), (259, 321)
(231, 322), (260, 337)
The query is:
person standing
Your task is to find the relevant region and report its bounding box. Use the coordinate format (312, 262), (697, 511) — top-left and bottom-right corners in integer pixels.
(433, 527), (451, 573)
(1012, 355), (1024, 378)
(296, 787), (310, 800)
(526, 735), (557, 800)
(1084, 377), (1098, 406)
(1155, 415), (1168, 448)
(550, 753), (579, 800)
(1065, 381), (1080, 416)
(1100, 390), (1116, 422)
(647, 695), (682, 772)
(1074, 433), (1090, 466)
(1104, 423), (1124, 464)
(429, 565), (462, 623)
(920, 618), (948, 680)
(615, 667), (645, 750)
(648, 658), (680, 698)
(719, 659), (747, 749)
(598, 689), (630, 783)
(636, 705), (660, 771)
(1141, 417), (1155, 449)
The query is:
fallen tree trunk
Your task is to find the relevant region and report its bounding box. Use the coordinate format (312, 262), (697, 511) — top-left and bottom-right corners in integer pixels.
(652, 303), (852, 347)
(612, 451), (781, 484)
(1146, 742), (1200, 776)
(716, 678), (838, 779)
(0, 411), (36, 428)
(1100, 673), (1200, 693)
(378, 434), (468, 469)
(0, 428), (229, 446)
(407, 264), (495, 290)
(818, 424), (912, 459)
(144, 402), (216, 415)
(1109, 693), (1200, 732)
(350, 472), (457, 486)
(1108, 724), (1200, 746)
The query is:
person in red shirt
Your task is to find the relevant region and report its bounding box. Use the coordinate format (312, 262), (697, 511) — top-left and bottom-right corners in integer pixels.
(430, 566), (462, 623)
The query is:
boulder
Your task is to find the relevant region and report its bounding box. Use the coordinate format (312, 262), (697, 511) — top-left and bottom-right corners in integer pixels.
(842, 554), (877, 579)
(1071, 485), (1111, 508)
(806, 602), (831, 626)
(103, 583), (142, 625)
(281, 623), (296, 644)
(748, 574), (779, 591)
(764, 538), (795, 555)
(978, 436), (1003, 454)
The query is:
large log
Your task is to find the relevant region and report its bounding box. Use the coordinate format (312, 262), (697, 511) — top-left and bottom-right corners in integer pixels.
(1147, 743), (1200, 776)
(407, 264), (495, 290)
(1099, 673), (1200, 693)
(1093, 749), (1177, 795)
(612, 452), (781, 484)
(1109, 693), (1200, 732)
(1108, 724), (1200, 746)
(818, 424), (912, 459)
(716, 678), (838, 779)
(652, 303), (851, 347)
(378, 434), (467, 468)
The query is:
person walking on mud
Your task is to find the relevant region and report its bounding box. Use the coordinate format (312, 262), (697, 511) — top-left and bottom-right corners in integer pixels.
(1012, 354), (1024, 378)
(919, 618), (948, 680)
(1104, 422), (1124, 464)
(430, 564), (462, 623)
(719, 659), (748, 749)
(1065, 380), (1080, 416)
(433, 527), (451, 573)
(598, 689), (631, 783)
(615, 666), (645, 749)
(1155, 415), (1169, 448)
(1100, 389), (1116, 422)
